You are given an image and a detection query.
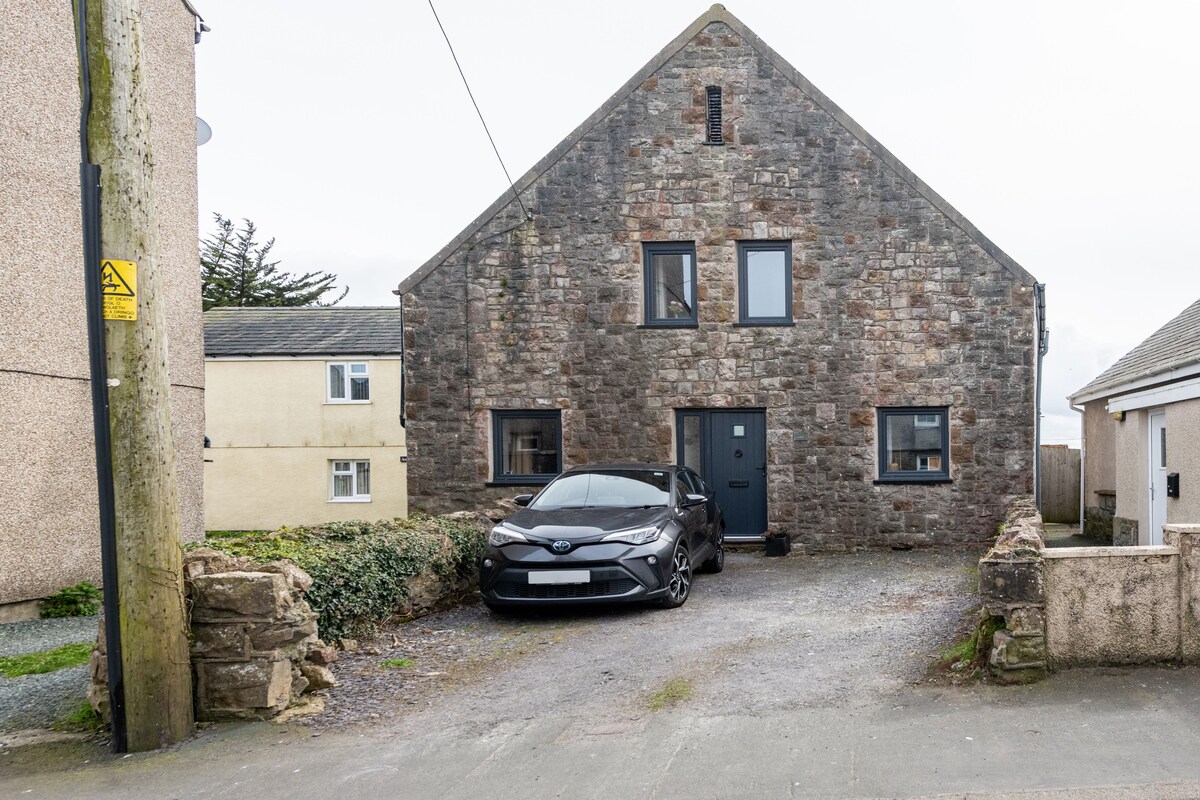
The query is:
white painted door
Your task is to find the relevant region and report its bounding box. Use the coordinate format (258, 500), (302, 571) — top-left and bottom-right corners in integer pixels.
(1149, 411), (1167, 546)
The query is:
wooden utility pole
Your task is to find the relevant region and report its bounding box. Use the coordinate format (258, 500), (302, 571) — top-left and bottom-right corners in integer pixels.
(76, 0), (193, 750)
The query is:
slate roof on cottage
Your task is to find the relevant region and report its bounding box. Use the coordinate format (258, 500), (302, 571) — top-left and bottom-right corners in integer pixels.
(1071, 297), (1200, 401)
(396, 3), (1034, 295)
(203, 307), (403, 357)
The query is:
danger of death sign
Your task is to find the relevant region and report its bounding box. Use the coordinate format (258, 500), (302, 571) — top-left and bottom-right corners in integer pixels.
(101, 259), (137, 321)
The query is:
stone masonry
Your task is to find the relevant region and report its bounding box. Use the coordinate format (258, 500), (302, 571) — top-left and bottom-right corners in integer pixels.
(89, 549), (338, 723)
(185, 549), (337, 721)
(400, 8), (1038, 548)
(1114, 516), (1138, 547)
(978, 498), (1048, 683)
(977, 509), (1200, 680)
(1083, 490), (1115, 543)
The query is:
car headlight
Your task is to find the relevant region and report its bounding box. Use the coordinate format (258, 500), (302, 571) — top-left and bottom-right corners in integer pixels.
(488, 524), (529, 547)
(601, 525), (662, 545)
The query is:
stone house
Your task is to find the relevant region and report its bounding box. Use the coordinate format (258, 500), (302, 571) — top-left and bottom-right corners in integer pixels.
(203, 307), (408, 531)
(0, 0), (206, 619)
(1069, 297), (1200, 546)
(396, 5), (1045, 548)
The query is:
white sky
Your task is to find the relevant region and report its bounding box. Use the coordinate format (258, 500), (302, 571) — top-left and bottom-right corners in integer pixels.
(195, 1), (1200, 449)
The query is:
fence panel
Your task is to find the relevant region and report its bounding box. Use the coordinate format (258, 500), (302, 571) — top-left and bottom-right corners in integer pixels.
(1040, 445), (1081, 523)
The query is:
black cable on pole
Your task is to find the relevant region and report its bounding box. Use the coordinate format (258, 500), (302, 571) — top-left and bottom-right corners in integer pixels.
(75, 0), (128, 754)
(427, 0), (531, 221)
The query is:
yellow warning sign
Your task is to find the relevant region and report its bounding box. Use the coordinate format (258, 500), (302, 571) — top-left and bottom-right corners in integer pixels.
(101, 259), (137, 321)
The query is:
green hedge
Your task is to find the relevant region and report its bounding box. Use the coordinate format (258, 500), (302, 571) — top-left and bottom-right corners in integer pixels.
(192, 515), (487, 640)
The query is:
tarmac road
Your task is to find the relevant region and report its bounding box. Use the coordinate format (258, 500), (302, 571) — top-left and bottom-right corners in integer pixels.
(4, 548), (1200, 799)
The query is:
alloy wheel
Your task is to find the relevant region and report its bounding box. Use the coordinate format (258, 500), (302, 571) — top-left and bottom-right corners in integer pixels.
(667, 547), (691, 603)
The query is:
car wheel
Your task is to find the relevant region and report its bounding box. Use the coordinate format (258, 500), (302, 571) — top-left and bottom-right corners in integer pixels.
(658, 544), (692, 608)
(700, 523), (725, 574)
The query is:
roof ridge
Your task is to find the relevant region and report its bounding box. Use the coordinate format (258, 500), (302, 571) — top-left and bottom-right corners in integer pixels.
(203, 305), (401, 313)
(397, 3), (1035, 294)
(1070, 296), (1200, 401)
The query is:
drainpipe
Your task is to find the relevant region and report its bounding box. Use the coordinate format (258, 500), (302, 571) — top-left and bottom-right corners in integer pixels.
(391, 288), (406, 429)
(75, 0), (127, 753)
(1070, 401), (1085, 535)
(1034, 283), (1049, 509)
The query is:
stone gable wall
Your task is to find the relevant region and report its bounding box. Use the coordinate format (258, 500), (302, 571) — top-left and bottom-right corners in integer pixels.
(403, 21), (1037, 548)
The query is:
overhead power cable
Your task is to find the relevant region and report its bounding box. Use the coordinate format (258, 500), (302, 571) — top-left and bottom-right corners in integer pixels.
(427, 0), (531, 220)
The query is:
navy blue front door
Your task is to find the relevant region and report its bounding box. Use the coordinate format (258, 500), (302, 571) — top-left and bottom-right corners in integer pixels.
(676, 409), (767, 538)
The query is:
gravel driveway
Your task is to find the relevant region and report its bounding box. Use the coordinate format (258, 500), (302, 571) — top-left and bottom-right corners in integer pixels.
(0, 616), (98, 732)
(311, 547), (980, 734)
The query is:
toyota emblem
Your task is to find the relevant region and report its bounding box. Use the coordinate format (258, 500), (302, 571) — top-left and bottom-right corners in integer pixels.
(551, 540), (572, 553)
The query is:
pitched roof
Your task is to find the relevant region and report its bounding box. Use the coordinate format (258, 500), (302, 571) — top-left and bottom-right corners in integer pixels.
(1070, 297), (1200, 402)
(397, 3), (1035, 295)
(203, 307), (403, 357)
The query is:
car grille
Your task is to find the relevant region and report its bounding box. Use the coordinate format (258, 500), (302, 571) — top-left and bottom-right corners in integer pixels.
(495, 577), (640, 600)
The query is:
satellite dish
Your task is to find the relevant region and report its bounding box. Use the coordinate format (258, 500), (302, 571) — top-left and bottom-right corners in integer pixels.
(196, 116), (212, 146)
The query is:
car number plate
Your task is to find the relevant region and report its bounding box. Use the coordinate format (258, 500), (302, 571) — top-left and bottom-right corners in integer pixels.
(528, 570), (590, 585)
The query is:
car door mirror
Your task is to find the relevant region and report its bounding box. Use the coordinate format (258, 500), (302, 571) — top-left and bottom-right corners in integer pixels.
(513, 494), (534, 507)
(683, 493), (707, 507)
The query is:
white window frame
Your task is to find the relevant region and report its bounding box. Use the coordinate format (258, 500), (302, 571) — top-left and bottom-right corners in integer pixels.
(913, 414), (940, 428)
(916, 455), (942, 471)
(327, 361), (370, 403)
(330, 459), (371, 502)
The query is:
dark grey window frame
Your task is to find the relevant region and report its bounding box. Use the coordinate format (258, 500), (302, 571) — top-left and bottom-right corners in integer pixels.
(737, 240), (793, 325)
(490, 409), (562, 486)
(676, 410), (707, 477)
(875, 406), (952, 485)
(642, 241), (699, 328)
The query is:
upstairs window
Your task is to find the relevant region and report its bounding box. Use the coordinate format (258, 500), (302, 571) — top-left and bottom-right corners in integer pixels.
(738, 241), (792, 324)
(705, 85), (723, 144)
(643, 242), (698, 327)
(492, 410), (562, 484)
(328, 361), (369, 402)
(876, 407), (951, 483)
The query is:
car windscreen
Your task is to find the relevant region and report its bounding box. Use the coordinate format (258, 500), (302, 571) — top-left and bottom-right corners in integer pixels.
(531, 470), (671, 509)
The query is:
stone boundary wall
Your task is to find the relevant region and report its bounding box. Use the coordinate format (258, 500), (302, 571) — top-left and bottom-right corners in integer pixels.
(90, 551), (340, 723)
(978, 513), (1200, 681)
(978, 498), (1048, 683)
(1176, 524), (1200, 663)
(1043, 545), (1180, 666)
(185, 551), (339, 721)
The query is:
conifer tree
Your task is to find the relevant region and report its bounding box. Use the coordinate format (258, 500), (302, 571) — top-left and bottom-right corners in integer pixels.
(200, 214), (348, 309)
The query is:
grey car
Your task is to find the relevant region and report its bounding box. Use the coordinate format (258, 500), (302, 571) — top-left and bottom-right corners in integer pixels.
(479, 464), (725, 611)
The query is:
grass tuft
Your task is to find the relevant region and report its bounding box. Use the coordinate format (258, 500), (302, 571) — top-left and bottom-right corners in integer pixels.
(647, 677), (693, 711)
(56, 701), (104, 732)
(0, 642), (94, 679)
(380, 657), (415, 669)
